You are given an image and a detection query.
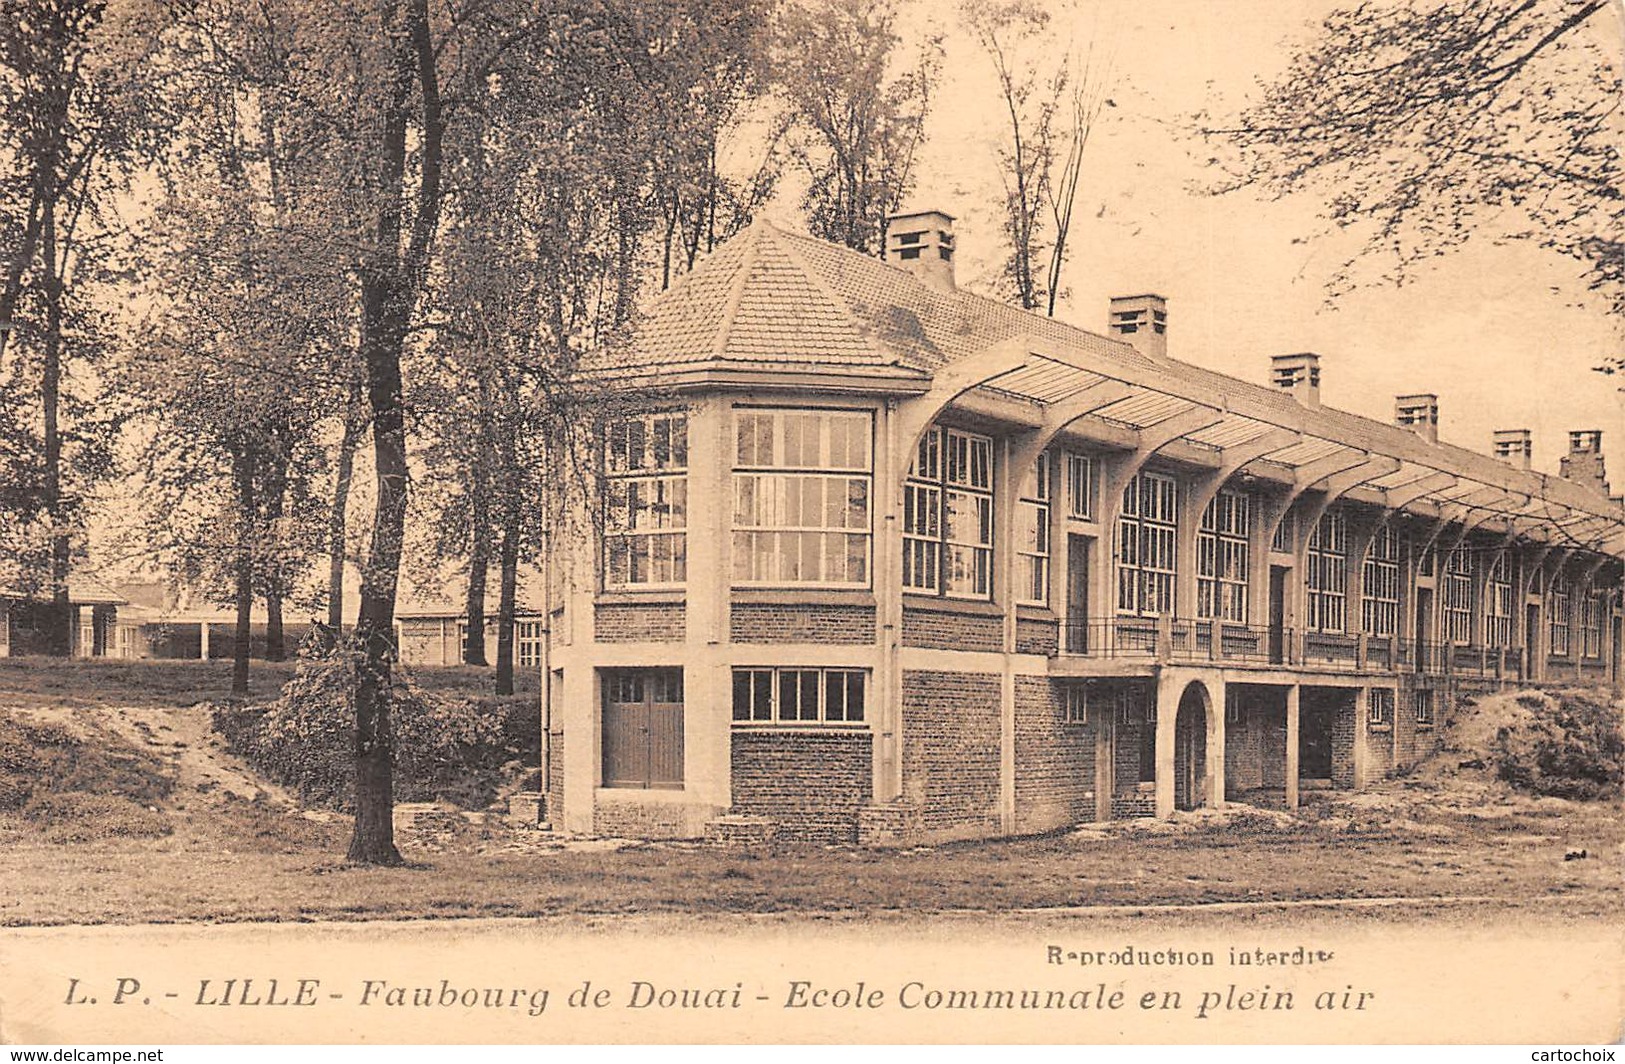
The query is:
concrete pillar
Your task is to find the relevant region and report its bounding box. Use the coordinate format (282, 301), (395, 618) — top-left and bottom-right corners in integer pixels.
(1352, 686), (1370, 788)
(685, 396), (730, 814)
(199, 622), (210, 661)
(874, 400), (904, 802)
(1285, 684), (1301, 810)
(997, 437), (1025, 835)
(1154, 671), (1179, 818)
(1206, 678), (1226, 810)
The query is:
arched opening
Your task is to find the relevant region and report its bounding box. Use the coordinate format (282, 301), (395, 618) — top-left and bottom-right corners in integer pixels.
(1174, 682), (1209, 811)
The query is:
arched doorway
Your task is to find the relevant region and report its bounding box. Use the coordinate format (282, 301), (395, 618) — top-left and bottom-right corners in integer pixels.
(1174, 682), (1209, 811)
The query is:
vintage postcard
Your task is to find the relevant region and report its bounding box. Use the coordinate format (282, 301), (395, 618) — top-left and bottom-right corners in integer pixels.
(0, 0), (1620, 1048)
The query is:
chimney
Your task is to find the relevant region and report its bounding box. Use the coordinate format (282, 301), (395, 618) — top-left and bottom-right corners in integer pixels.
(1108, 294), (1168, 361)
(1395, 394), (1439, 445)
(1270, 353), (1321, 408)
(1560, 430), (1610, 495)
(886, 209), (956, 292)
(1492, 429), (1532, 471)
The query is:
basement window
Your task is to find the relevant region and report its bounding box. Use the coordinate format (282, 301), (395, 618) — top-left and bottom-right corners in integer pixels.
(731, 667), (866, 726)
(1368, 688), (1394, 730)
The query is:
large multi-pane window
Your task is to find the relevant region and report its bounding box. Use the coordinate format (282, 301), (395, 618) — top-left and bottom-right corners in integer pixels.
(1362, 526), (1401, 638)
(1304, 511), (1348, 633)
(1016, 452), (1052, 606)
(1197, 490), (1249, 623)
(733, 409), (872, 586)
(1117, 472), (1178, 617)
(731, 667), (866, 725)
(904, 426), (994, 599)
(605, 413), (688, 587)
(1549, 572), (1572, 657)
(1484, 552), (1514, 648)
(1442, 546), (1474, 645)
(1065, 452), (1096, 520)
(1581, 590), (1603, 659)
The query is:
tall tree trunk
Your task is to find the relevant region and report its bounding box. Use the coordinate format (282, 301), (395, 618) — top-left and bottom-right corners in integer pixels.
(231, 448), (256, 697)
(40, 203), (71, 657)
(263, 439), (290, 662)
(494, 481), (520, 697)
(348, 0), (444, 867)
(326, 378), (366, 640)
(463, 417), (491, 666)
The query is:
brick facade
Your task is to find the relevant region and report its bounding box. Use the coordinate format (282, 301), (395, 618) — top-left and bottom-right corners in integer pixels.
(901, 670), (1001, 839)
(1014, 616), (1059, 656)
(546, 730), (565, 827)
(595, 602), (685, 643)
(729, 729), (873, 843)
(1012, 677), (1096, 833)
(593, 795), (694, 838)
(902, 606), (1002, 652)
(730, 603), (876, 645)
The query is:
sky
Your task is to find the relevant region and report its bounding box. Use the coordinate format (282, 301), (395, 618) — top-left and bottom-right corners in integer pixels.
(765, 0), (1625, 487)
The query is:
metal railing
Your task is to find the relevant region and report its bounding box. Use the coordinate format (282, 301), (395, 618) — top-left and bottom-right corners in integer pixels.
(1057, 616), (1531, 679)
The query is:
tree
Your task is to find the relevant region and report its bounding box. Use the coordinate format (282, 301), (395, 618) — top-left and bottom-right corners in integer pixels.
(1209, 0), (1624, 370)
(962, 0), (1112, 315)
(776, 0), (942, 254)
(0, 0), (169, 650)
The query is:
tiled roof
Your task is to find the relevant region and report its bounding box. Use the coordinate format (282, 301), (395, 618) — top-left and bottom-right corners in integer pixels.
(588, 220), (1143, 375)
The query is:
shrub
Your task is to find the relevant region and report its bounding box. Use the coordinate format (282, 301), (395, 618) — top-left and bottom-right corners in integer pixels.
(1495, 690), (1624, 801)
(214, 653), (540, 812)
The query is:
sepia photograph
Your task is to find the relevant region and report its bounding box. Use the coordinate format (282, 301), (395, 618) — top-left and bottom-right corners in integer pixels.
(0, 0), (1621, 1048)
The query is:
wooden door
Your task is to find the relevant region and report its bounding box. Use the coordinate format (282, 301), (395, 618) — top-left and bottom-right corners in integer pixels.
(601, 668), (684, 789)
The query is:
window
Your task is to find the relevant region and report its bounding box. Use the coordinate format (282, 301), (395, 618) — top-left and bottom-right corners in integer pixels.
(1065, 452), (1096, 520)
(1484, 553), (1514, 648)
(1304, 511), (1348, 633)
(1117, 472), (1178, 617)
(1549, 572), (1572, 657)
(1272, 513), (1293, 553)
(904, 426), (993, 599)
(733, 409), (872, 587)
(1064, 685), (1089, 724)
(1368, 688), (1394, 729)
(1414, 688), (1434, 729)
(1581, 590), (1603, 659)
(1442, 547), (1474, 645)
(1197, 490), (1250, 623)
(731, 667), (866, 725)
(1017, 453), (1052, 606)
(517, 621), (544, 669)
(1362, 526), (1401, 638)
(605, 413), (688, 587)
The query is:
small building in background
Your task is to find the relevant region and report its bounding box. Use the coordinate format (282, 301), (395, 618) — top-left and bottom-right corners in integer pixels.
(0, 575), (126, 658)
(394, 565), (547, 668)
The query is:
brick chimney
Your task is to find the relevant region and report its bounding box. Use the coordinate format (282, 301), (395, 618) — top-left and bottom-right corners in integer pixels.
(1395, 394), (1439, 445)
(886, 209), (956, 292)
(1271, 353), (1321, 408)
(1560, 430), (1609, 495)
(1108, 294), (1168, 361)
(1492, 429), (1532, 471)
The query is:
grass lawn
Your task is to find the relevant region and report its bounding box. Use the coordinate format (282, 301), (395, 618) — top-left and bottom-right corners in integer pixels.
(1, 791), (1620, 927)
(0, 658), (1618, 927)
